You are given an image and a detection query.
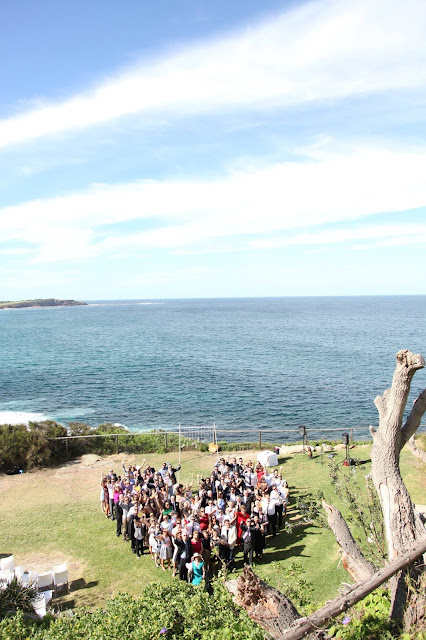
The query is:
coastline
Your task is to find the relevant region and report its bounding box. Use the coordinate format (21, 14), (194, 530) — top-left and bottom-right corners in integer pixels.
(0, 298), (87, 310)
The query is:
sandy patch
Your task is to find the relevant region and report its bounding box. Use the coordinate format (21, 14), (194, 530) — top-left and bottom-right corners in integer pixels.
(80, 454), (102, 467)
(11, 551), (85, 582)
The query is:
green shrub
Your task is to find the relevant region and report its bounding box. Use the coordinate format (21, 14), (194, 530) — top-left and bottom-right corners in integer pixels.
(0, 424), (31, 469)
(327, 590), (393, 639)
(0, 576), (38, 617)
(0, 422), (67, 470)
(0, 580), (264, 640)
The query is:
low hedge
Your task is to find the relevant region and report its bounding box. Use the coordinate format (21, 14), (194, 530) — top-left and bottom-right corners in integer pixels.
(0, 580), (263, 640)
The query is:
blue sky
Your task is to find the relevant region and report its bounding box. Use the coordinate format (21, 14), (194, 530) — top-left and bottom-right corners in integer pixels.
(1, 0), (426, 299)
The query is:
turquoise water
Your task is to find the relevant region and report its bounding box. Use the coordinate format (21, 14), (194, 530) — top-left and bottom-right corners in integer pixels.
(0, 296), (425, 441)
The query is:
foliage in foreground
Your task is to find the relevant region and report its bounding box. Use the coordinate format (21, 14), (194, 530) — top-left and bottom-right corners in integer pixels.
(0, 580), (264, 640)
(327, 589), (426, 640)
(0, 577), (38, 617)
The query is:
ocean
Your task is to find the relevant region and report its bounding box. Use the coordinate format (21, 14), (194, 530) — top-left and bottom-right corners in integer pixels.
(0, 296), (425, 442)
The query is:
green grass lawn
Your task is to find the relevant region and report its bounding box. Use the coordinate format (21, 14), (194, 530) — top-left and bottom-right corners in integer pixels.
(0, 444), (424, 611)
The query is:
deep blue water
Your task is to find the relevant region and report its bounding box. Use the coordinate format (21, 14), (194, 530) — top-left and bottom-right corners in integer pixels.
(0, 297), (425, 442)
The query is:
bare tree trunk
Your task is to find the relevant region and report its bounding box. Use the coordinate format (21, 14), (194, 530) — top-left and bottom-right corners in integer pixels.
(322, 500), (375, 582)
(226, 566), (300, 638)
(370, 350), (426, 621)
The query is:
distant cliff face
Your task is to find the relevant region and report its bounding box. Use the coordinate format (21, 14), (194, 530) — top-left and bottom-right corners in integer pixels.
(0, 298), (87, 309)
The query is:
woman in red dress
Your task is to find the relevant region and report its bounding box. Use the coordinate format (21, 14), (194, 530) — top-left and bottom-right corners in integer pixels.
(255, 463), (265, 483)
(198, 508), (209, 532)
(235, 504), (250, 544)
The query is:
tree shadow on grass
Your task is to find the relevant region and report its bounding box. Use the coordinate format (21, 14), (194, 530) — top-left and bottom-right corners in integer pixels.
(232, 520), (320, 571)
(70, 578), (99, 592)
(54, 597), (76, 611)
(53, 580), (98, 611)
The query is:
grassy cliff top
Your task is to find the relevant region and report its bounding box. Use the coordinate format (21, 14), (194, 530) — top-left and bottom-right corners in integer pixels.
(0, 443), (423, 611)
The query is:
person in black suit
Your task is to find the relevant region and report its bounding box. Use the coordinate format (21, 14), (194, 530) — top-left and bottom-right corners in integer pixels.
(177, 531), (193, 582)
(241, 518), (256, 566)
(242, 488), (254, 513)
(115, 499), (123, 537)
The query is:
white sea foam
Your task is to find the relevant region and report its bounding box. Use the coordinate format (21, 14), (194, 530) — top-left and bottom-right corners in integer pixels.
(0, 411), (49, 425)
(113, 422), (129, 430)
(87, 302), (163, 306)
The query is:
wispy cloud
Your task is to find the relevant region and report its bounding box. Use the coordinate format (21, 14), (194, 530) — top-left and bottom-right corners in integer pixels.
(1, 142), (426, 262)
(250, 223), (426, 249)
(0, 247), (35, 255)
(1, 0), (425, 149)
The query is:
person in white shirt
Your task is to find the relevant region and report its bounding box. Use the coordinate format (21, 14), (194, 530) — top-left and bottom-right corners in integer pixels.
(267, 490), (279, 537)
(244, 469), (257, 489)
(219, 520), (237, 570)
(185, 515), (201, 537)
(228, 489), (237, 505)
(160, 514), (174, 533)
(263, 472), (275, 489)
(205, 499), (216, 516)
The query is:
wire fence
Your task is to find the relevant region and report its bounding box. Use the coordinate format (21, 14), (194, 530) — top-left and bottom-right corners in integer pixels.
(49, 424), (373, 459)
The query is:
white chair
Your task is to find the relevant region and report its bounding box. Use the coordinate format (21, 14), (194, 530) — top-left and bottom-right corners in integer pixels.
(43, 589), (53, 606)
(0, 569), (13, 588)
(32, 594), (47, 618)
(0, 555), (15, 572)
(15, 566), (25, 581)
(22, 570), (38, 586)
(53, 563), (68, 594)
(37, 571), (54, 592)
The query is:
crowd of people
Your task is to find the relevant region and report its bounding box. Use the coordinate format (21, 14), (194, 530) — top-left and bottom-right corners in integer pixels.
(100, 455), (290, 584)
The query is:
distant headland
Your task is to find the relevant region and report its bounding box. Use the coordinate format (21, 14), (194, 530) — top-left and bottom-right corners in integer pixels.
(0, 298), (87, 310)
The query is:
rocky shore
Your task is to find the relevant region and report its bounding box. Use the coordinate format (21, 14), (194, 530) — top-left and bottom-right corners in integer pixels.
(0, 298), (87, 309)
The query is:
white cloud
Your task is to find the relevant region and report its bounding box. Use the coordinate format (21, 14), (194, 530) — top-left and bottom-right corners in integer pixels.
(1, 143), (426, 262)
(249, 223), (426, 249)
(0, 247), (35, 255)
(354, 233), (426, 250)
(123, 266), (210, 287)
(0, 0), (425, 148)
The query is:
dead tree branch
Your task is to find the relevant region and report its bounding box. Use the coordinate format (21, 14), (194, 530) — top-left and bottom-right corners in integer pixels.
(278, 538), (426, 640)
(406, 433), (426, 464)
(322, 499), (375, 582)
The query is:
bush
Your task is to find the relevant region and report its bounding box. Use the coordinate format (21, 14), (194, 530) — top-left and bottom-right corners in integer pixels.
(327, 590), (394, 639)
(0, 580), (264, 640)
(0, 576), (38, 617)
(0, 421), (68, 470)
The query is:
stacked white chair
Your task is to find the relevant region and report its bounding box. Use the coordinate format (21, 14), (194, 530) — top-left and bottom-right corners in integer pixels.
(15, 566), (25, 581)
(0, 555), (15, 572)
(0, 569), (13, 588)
(32, 593), (47, 618)
(53, 563), (68, 595)
(23, 570), (38, 586)
(37, 571), (54, 592)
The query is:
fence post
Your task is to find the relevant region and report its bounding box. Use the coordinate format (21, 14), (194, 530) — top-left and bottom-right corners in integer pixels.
(349, 428), (353, 444)
(65, 438), (69, 457)
(115, 434), (119, 454)
(258, 431), (262, 449)
(165, 432), (168, 452)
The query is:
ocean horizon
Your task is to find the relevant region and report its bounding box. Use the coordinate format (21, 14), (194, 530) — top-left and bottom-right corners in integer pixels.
(1, 295), (425, 442)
